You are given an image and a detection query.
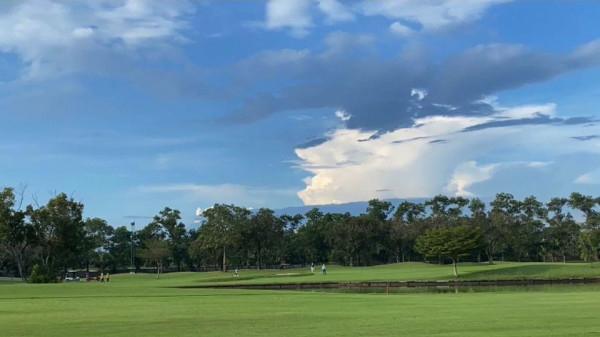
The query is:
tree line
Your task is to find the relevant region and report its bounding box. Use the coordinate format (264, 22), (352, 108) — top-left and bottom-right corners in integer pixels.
(1, 185), (600, 282)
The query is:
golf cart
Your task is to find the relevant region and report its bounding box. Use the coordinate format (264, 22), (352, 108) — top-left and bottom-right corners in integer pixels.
(64, 271), (81, 282)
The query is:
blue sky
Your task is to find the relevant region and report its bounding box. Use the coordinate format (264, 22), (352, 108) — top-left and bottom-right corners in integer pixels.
(1, 0), (599, 227)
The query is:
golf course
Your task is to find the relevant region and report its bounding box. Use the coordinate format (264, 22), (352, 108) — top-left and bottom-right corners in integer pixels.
(2, 262), (600, 337)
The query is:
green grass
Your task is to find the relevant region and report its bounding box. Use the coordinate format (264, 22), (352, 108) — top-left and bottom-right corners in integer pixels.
(181, 261), (600, 287)
(2, 262), (600, 336)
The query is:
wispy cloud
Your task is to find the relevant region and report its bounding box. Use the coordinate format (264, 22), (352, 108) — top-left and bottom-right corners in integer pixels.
(261, 0), (508, 37)
(0, 1), (194, 81)
(264, 0), (313, 38)
(138, 183), (298, 208)
(360, 0), (510, 32)
(317, 0), (355, 25)
(575, 170), (600, 185)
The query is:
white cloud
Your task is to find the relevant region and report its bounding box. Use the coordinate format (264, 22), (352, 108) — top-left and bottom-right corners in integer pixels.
(411, 88), (428, 101)
(389, 21), (414, 37)
(261, 0), (508, 37)
(265, 0), (313, 38)
(318, 1), (355, 24)
(496, 103), (557, 119)
(361, 0), (509, 32)
(0, 0), (193, 80)
(575, 171), (600, 185)
(295, 101), (600, 205)
(445, 161), (498, 197)
(335, 110), (351, 122)
(526, 161), (553, 168)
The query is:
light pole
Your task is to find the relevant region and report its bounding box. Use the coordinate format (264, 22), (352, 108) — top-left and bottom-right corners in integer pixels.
(130, 220), (135, 274)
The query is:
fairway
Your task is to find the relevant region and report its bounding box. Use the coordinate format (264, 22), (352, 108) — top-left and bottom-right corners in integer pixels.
(175, 261), (600, 287)
(3, 263), (600, 337)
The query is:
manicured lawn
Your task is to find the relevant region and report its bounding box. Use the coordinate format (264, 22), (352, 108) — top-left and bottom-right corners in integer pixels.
(182, 261), (600, 286)
(2, 263), (600, 337)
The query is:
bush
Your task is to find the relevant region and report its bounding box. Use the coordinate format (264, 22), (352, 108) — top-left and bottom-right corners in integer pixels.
(28, 264), (55, 283)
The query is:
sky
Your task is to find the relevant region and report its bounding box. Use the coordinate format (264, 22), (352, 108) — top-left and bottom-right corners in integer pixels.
(1, 0), (599, 227)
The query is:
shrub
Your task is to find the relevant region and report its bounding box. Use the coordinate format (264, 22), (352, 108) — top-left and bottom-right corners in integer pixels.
(28, 264), (55, 283)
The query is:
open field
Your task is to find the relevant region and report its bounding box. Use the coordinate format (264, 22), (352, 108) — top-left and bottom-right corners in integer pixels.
(3, 263), (600, 336)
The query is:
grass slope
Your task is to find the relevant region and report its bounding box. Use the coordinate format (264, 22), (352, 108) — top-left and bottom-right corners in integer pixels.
(182, 262), (600, 287)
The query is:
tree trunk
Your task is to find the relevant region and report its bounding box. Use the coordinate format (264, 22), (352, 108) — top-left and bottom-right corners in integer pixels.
(257, 249), (261, 270)
(486, 247), (494, 265)
(452, 258), (458, 277)
(15, 250), (27, 283)
(222, 245), (227, 272)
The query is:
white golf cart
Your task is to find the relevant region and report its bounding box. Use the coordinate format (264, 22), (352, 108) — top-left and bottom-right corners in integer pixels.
(64, 271), (81, 282)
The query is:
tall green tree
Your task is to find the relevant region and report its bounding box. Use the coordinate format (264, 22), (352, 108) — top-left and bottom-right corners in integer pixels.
(0, 187), (32, 281)
(468, 198), (493, 263)
(278, 214), (303, 265)
(545, 198), (579, 262)
(137, 239), (170, 279)
(83, 218), (113, 272)
(579, 230), (600, 264)
(245, 208), (284, 269)
(489, 193), (521, 261)
(151, 207), (188, 271)
(297, 208), (332, 264)
(365, 199), (394, 222)
(196, 204), (250, 272)
(416, 225), (483, 276)
(106, 226), (132, 271)
(390, 201), (426, 262)
(27, 193), (85, 278)
(330, 213), (373, 266)
(425, 195), (469, 228)
(568, 192), (600, 229)
(513, 196), (546, 261)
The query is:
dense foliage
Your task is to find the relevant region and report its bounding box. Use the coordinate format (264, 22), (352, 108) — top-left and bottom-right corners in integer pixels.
(1, 185), (599, 281)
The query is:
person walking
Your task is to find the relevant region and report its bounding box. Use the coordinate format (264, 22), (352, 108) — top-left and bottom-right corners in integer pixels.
(321, 263), (326, 275)
(100, 272), (104, 283)
(234, 268), (239, 278)
(310, 263), (315, 273)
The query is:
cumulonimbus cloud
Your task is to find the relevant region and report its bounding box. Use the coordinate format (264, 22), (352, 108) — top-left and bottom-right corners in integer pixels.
(295, 101), (600, 205)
